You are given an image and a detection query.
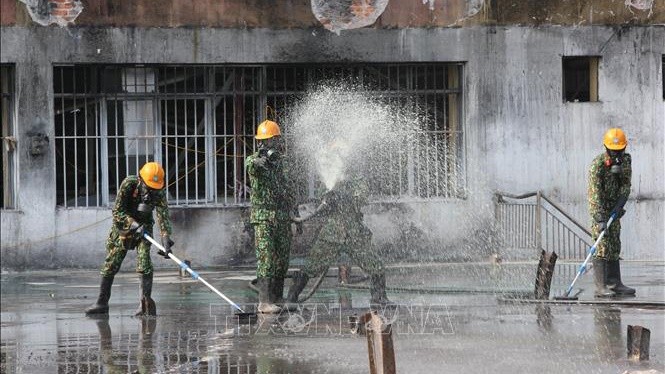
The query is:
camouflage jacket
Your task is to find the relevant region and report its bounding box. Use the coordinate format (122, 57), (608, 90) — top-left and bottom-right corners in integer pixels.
(112, 175), (172, 236)
(317, 176), (372, 243)
(588, 152), (631, 223)
(246, 151), (295, 223)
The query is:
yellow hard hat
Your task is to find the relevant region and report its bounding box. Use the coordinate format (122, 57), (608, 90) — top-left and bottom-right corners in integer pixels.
(603, 128), (627, 150)
(139, 162), (165, 190)
(255, 120), (281, 140)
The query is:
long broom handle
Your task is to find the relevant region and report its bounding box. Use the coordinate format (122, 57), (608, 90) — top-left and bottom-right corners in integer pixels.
(562, 213), (616, 297)
(143, 233), (245, 313)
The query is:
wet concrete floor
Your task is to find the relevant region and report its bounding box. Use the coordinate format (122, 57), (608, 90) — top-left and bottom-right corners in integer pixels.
(1, 262), (664, 373)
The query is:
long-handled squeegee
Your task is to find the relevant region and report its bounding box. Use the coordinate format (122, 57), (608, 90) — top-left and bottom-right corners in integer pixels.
(143, 233), (256, 320)
(554, 197), (626, 301)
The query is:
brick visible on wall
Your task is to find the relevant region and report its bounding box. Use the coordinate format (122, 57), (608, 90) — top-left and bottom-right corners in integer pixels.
(18, 0), (83, 27)
(55, 2), (75, 10)
(312, 0), (389, 34)
(0, 0), (17, 25)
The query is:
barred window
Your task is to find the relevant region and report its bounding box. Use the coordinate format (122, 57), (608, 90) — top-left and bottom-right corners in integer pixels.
(1, 64), (17, 209)
(54, 64), (464, 207)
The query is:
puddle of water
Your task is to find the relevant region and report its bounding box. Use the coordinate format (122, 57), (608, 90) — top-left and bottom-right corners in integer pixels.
(1, 263), (663, 373)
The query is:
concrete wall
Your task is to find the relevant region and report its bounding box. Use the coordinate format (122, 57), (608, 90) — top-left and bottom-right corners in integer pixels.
(1, 25), (663, 269)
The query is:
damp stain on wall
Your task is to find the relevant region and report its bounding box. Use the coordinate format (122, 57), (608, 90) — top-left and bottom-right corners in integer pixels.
(19, 0), (83, 27)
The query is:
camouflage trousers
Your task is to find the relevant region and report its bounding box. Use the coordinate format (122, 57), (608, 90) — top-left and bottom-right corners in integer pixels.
(254, 219), (291, 279)
(302, 234), (384, 278)
(100, 227), (154, 277)
(591, 220), (622, 261)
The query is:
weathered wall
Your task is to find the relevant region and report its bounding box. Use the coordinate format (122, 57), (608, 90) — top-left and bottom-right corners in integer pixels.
(1, 25), (664, 269)
(464, 25), (665, 260)
(2, 0), (664, 27)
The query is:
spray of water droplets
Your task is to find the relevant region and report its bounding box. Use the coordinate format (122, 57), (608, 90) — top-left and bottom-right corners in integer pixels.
(285, 81), (421, 192)
(282, 81), (501, 263)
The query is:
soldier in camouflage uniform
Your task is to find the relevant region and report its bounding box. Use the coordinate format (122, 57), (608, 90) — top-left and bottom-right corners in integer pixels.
(588, 128), (635, 297)
(287, 174), (392, 306)
(85, 162), (174, 316)
(246, 120), (296, 313)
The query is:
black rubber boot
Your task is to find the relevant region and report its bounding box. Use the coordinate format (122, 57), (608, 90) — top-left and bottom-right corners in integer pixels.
(369, 274), (394, 306)
(257, 278), (281, 314)
(271, 277), (285, 305)
(85, 276), (114, 315)
(134, 273), (157, 317)
(607, 260), (636, 296)
(593, 258), (616, 298)
(286, 271), (310, 303)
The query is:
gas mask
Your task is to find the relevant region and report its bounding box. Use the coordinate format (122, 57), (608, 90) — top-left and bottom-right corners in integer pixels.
(137, 181), (157, 213)
(605, 148), (625, 174)
(258, 138), (281, 162)
(259, 148), (279, 162)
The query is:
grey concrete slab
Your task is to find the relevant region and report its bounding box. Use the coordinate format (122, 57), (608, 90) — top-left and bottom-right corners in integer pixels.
(1, 262), (664, 373)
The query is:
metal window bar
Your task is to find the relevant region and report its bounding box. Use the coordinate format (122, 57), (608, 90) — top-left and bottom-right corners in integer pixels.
(54, 64), (464, 208)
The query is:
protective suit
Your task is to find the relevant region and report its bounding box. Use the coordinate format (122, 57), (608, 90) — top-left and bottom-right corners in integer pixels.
(85, 162), (173, 316)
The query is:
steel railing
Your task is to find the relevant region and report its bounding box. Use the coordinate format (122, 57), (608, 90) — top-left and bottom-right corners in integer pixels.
(495, 191), (592, 260)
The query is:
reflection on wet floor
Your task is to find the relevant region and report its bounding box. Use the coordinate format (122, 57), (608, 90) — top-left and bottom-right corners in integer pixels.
(23, 315), (318, 373)
(594, 307), (625, 363)
(1, 262), (664, 373)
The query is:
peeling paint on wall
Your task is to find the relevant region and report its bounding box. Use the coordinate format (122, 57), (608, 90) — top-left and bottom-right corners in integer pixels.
(625, 0), (653, 15)
(5, 0), (662, 28)
(421, 0), (485, 17)
(465, 0), (484, 18)
(311, 0), (389, 34)
(440, 0), (485, 25)
(20, 0), (83, 27)
(422, 0), (435, 11)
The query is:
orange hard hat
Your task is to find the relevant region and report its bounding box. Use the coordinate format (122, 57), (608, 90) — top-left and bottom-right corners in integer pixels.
(139, 162), (165, 190)
(603, 128), (627, 150)
(255, 120), (281, 140)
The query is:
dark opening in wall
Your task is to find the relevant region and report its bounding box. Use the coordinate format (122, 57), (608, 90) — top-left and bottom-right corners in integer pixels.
(562, 56), (599, 103)
(1, 64), (16, 209)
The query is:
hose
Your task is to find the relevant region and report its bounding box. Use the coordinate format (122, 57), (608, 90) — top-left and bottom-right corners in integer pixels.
(246, 270), (326, 302)
(295, 270), (326, 303)
(247, 268), (364, 303)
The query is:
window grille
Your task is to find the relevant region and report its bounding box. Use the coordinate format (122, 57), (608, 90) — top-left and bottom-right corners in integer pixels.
(54, 64), (464, 207)
(1, 64), (17, 209)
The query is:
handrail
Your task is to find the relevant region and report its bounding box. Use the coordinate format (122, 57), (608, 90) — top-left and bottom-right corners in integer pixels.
(539, 195), (591, 237)
(494, 191), (537, 202)
(495, 190), (592, 240)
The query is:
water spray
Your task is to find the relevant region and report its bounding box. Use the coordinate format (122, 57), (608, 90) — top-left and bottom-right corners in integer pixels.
(285, 81), (420, 194)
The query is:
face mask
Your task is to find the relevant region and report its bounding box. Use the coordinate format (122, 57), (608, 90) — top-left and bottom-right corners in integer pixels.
(258, 139), (280, 161)
(605, 148), (625, 174)
(137, 181), (156, 213)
